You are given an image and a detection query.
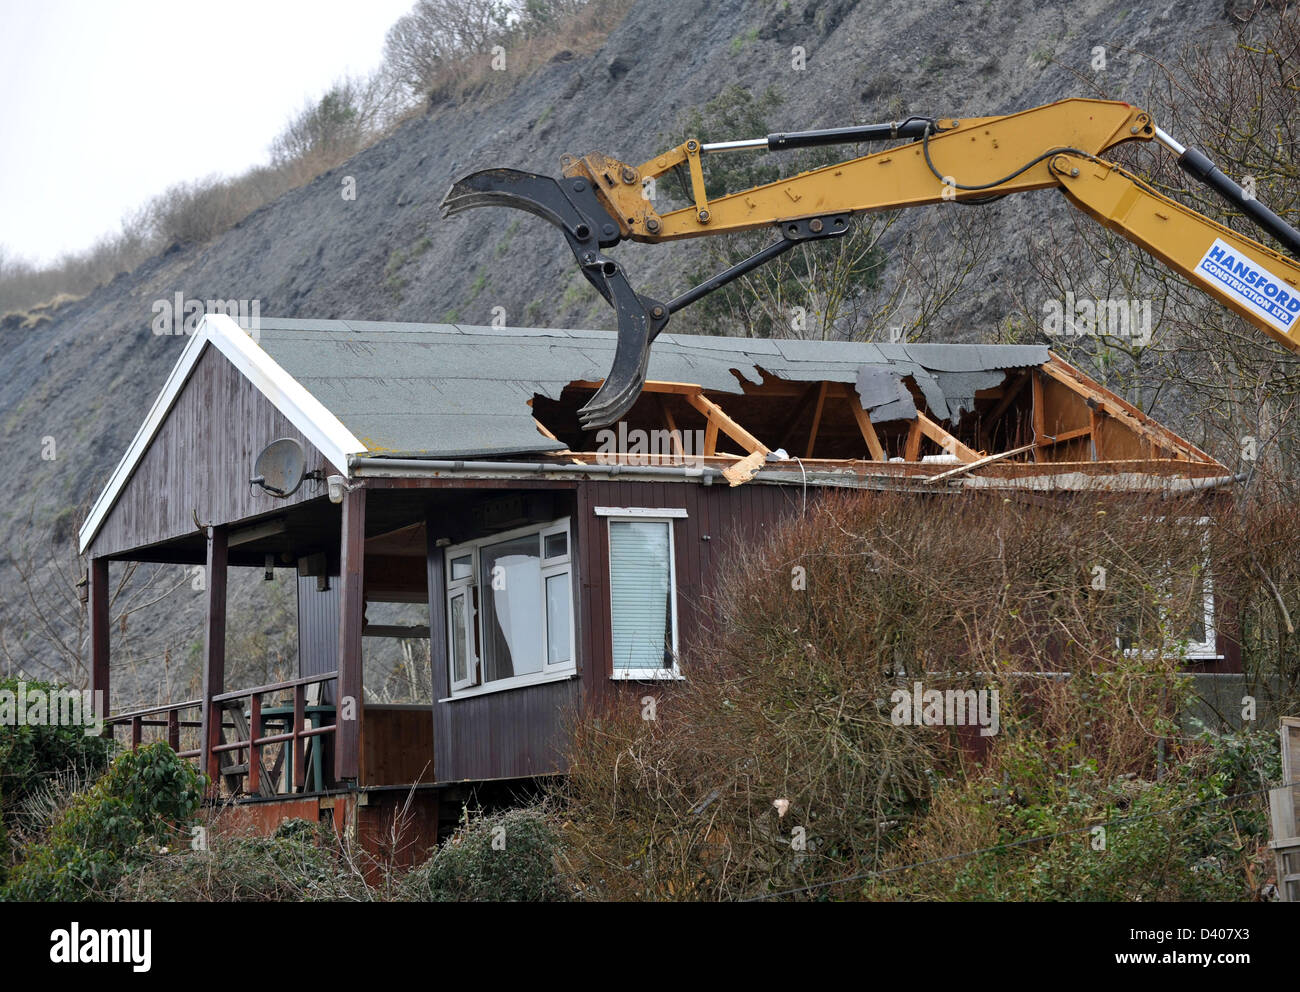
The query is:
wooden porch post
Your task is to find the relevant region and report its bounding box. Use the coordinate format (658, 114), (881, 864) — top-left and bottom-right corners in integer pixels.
(199, 526), (228, 789)
(336, 486), (366, 782)
(88, 557), (110, 734)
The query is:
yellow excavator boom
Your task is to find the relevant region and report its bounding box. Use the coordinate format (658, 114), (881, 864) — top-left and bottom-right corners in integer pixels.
(442, 97), (1300, 426)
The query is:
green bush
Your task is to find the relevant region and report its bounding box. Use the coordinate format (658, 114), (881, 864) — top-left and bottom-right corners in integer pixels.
(399, 806), (566, 902)
(0, 677), (114, 813)
(869, 728), (1279, 902)
(3, 742), (203, 901)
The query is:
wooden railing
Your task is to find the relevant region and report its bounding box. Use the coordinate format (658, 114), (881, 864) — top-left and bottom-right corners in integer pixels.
(209, 672), (338, 797)
(106, 699), (203, 758)
(106, 671), (338, 798)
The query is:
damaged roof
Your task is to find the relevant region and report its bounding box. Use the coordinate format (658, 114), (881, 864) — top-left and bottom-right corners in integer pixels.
(254, 317), (1049, 459)
(78, 314), (1229, 555)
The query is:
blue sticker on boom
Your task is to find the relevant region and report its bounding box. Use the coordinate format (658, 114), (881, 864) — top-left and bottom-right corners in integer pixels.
(1195, 237), (1300, 332)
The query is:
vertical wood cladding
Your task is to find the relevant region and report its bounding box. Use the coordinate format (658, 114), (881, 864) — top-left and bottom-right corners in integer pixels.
(432, 677), (580, 784)
(574, 480), (801, 712)
(424, 479), (791, 783)
(360, 706), (436, 787)
(426, 492), (583, 784)
(296, 576), (340, 704)
(335, 487), (366, 780)
(89, 344), (336, 559)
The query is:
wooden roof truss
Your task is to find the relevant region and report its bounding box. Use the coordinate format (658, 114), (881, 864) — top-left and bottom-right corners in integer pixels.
(529, 352), (1224, 487)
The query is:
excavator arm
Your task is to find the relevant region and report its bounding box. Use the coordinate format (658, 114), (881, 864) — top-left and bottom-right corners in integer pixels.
(441, 98), (1300, 428)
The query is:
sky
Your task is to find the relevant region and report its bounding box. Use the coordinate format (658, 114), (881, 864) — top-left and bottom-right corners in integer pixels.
(0, 0), (416, 265)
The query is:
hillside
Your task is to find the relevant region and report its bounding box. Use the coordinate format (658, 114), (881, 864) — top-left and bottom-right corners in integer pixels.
(0, 0), (1240, 700)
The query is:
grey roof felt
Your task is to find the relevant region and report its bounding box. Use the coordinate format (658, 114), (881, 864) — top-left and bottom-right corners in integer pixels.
(253, 319), (1050, 459)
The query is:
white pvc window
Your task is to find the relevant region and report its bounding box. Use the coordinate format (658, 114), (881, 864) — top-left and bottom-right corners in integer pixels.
(446, 553), (476, 692)
(444, 518), (574, 697)
(607, 515), (681, 679)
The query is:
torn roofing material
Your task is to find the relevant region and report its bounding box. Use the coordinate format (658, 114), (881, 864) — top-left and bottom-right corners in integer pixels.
(854, 344), (1049, 425)
(251, 318), (1050, 458)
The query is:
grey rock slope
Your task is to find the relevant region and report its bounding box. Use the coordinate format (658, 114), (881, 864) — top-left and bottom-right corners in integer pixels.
(0, 0), (1235, 691)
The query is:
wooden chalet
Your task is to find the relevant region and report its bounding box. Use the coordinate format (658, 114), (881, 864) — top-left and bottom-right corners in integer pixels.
(78, 314), (1238, 861)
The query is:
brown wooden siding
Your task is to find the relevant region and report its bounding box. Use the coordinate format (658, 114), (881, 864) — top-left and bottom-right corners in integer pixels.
(425, 478), (800, 784)
(425, 497), (582, 784)
(576, 479), (801, 711)
(431, 678), (579, 783)
(89, 343), (337, 559)
(297, 575), (339, 703)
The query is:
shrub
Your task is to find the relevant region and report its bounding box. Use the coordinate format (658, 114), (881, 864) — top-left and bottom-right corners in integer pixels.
(386, 0), (631, 104)
(384, 0), (513, 96)
(114, 818), (369, 902)
(555, 491), (1285, 901)
(871, 728), (1279, 902)
(3, 742), (203, 901)
(398, 805), (566, 901)
(0, 676), (114, 828)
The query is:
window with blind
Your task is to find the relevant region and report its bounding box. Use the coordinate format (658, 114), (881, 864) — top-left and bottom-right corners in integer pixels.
(444, 518), (575, 697)
(606, 515), (680, 678)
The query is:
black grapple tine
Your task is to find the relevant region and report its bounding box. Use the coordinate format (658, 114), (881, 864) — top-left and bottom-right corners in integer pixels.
(577, 282), (668, 430)
(441, 166), (667, 428)
(441, 169), (586, 235)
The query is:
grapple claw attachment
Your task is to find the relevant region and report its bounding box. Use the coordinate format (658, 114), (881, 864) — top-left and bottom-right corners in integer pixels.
(440, 167), (665, 427)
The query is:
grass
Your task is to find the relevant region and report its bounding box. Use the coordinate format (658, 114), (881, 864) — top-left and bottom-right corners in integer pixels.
(561, 276), (596, 309)
(383, 248), (408, 296)
(0, 293), (83, 331)
(496, 218), (523, 258)
(424, 1), (634, 108)
(729, 27), (759, 55)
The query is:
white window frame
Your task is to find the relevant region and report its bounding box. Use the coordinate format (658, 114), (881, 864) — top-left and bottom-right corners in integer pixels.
(604, 511), (684, 681)
(1117, 516), (1220, 662)
(445, 551), (477, 693)
(441, 516), (576, 700)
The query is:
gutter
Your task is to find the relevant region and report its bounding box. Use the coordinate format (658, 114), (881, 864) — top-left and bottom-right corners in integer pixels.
(349, 456), (1243, 494)
(349, 455), (720, 484)
(1179, 472), (1248, 492)
(956, 471), (1244, 493)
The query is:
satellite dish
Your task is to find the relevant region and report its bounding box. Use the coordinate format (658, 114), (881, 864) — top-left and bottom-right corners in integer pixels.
(251, 438), (307, 498)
